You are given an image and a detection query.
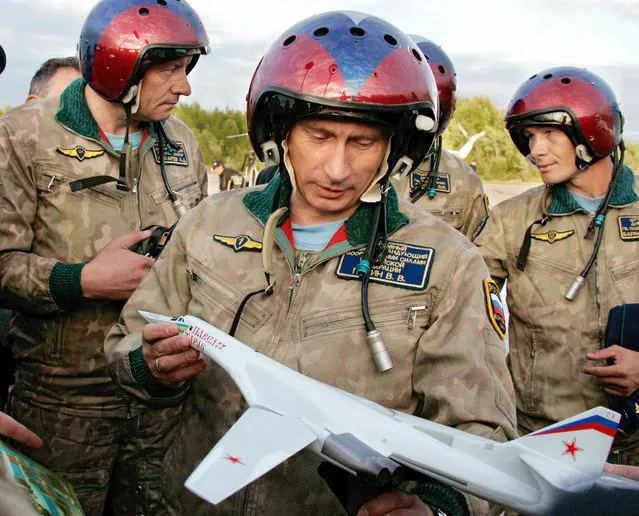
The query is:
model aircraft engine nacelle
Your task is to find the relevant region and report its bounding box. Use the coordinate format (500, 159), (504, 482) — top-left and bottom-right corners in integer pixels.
(321, 433), (404, 487)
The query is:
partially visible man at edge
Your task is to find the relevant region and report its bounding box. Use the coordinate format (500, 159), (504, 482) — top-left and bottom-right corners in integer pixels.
(474, 67), (639, 465)
(105, 11), (517, 516)
(26, 56), (81, 103)
(391, 35), (488, 241)
(0, 0), (209, 514)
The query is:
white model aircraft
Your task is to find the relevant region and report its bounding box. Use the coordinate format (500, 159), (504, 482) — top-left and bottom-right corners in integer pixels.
(140, 311), (639, 515)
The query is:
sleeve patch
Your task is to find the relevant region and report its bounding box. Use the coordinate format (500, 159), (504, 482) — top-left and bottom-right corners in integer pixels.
(483, 279), (506, 340)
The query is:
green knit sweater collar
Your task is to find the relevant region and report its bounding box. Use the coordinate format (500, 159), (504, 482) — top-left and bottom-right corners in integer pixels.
(55, 78), (157, 147)
(242, 168), (409, 246)
(547, 164), (637, 215)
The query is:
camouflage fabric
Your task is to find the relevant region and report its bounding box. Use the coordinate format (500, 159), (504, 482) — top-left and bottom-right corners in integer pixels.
(391, 149), (488, 240)
(474, 165), (639, 464)
(105, 176), (517, 516)
(0, 78), (207, 514)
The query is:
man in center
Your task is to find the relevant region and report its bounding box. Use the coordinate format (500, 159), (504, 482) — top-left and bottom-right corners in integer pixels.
(106, 12), (516, 515)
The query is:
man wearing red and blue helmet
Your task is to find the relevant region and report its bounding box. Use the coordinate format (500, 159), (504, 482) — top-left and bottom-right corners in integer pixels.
(105, 11), (517, 516)
(392, 36), (488, 241)
(0, 1), (209, 514)
(474, 68), (639, 464)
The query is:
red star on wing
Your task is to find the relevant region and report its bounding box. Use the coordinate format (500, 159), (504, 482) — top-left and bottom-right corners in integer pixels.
(562, 438), (583, 461)
(224, 454), (244, 465)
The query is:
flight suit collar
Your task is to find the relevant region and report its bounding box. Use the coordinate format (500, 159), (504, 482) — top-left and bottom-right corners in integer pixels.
(546, 164), (638, 216)
(55, 78), (158, 149)
(242, 167), (409, 246)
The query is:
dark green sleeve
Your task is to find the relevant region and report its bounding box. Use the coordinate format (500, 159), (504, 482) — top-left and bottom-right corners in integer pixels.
(128, 346), (186, 398)
(49, 262), (85, 311)
(412, 479), (470, 516)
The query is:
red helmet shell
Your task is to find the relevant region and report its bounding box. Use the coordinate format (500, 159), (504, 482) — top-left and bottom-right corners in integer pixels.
(505, 67), (623, 160)
(246, 11), (438, 168)
(79, 0), (209, 102)
(409, 35), (457, 135)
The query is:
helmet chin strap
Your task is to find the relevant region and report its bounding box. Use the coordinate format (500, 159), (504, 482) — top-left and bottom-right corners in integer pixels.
(121, 80), (143, 115)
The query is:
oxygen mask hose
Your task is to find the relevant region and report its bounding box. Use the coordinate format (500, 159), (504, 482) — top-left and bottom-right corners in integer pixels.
(356, 185), (393, 372)
(565, 143), (624, 301)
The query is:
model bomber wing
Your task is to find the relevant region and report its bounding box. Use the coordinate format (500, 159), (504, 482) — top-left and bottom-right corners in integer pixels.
(185, 406), (317, 504)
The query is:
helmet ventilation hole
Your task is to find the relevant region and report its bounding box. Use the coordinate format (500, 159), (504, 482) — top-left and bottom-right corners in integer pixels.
(384, 34), (398, 46)
(313, 27), (329, 37)
(157, 0), (167, 5)
(349, 27), (366, 37)
(139, 7), (150, 15)
(543, 73), (553, 79)
(283, 35), (296, 46)
(438, 65), (446, 75)
(529, 74), (537, 80)
(561, 78), (571, 84)
(411, 48), (423, 62)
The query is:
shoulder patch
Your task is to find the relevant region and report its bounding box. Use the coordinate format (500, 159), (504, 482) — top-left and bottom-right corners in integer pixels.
(213, 234), (262, 252)
(56, 146), (104, 161)
(410, 170), (451, 193)
(483, 279), (506, 340)
(530, 229), (574, 244)
(335, 241), (435, 290)
(618, 216), (639, 241)
(152, 140), (189, 167)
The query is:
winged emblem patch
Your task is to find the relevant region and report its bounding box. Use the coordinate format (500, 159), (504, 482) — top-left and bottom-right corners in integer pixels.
(530, 230), (574, 244)
(56, 146), (105, 162)
(213, 234), (262, 252)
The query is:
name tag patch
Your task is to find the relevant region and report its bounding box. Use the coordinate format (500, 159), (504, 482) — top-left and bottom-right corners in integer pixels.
(213, 234), (262, 252)
(483, 279), (506, 340)
(152, 140), (189, 166)
(530, 229), (574, 244)
(335, 242), (435, 290)
(618, 216), (639, 241)
(410, 171), (451, 193)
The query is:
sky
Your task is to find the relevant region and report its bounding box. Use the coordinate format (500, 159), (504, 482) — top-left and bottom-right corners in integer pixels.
(1, 0), (639, 140)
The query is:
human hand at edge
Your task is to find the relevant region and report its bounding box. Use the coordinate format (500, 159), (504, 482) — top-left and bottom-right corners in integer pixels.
(583, 346), (639, 397)
(0, 412), (43, 448)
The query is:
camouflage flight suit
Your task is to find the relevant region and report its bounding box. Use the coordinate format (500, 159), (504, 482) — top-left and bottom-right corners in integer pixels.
(474, 165), (639, 464)
(105, 174), (517, 515)
(0, 78), (207, 515)
(391, 149), (488, 240)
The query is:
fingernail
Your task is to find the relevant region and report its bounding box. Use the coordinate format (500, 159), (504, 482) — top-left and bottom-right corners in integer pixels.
(187, 349), (198, 360)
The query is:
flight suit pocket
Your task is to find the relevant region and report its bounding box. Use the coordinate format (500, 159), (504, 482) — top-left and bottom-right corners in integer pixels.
(508, 328), (542, 413)
(186, 261), (270, 333)
(150, 177), (201, 206)
(610, 258), (639, 303)
(36, 166), (125, 210)
(301, 295), (430, 340)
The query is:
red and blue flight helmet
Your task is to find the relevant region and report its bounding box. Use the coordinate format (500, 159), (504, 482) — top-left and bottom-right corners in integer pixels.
(505, 67), (623, 166)
(247, 11), (439, 175)
(409, 35), (456, 136)
(78, 0), (209, 102)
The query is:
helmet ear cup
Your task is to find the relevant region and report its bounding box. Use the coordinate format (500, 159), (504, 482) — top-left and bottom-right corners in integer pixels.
(79, 0), (209, 102)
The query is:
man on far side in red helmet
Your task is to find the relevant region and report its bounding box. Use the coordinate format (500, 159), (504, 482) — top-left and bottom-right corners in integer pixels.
(475, 67), (639, 466)
(0, 1), (209, 514)
(392, 36), (488, 241)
